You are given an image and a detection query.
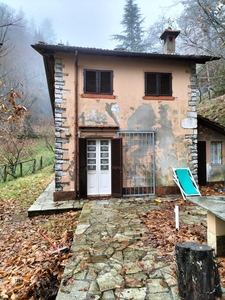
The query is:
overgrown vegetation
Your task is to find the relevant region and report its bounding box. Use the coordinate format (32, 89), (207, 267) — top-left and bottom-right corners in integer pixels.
(197, 94), (225, 127)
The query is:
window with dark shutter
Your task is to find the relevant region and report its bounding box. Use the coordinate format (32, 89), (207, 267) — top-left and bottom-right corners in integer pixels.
(100, 71), (112, 94)
(146, 73), (157, 95)
(160, 73), (172, 95)
(84, 69), (113, 95)
(145, 72), (172, 96)
(85, 70), (97, 93)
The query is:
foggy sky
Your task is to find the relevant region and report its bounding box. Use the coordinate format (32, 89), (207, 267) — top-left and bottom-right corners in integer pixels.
(1, 0), (181, 49)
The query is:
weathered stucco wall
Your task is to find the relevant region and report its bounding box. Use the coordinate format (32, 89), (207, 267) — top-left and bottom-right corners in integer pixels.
(198, 124), (225, 183)
(54, 52), (198, 196)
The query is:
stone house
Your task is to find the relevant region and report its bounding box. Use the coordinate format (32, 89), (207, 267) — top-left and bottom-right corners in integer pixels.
(32, 29), (219, 201)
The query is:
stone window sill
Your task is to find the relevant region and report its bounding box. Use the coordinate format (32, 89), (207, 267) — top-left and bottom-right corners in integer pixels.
(143, 96), (175, 101)
(81, 94), (116, 99)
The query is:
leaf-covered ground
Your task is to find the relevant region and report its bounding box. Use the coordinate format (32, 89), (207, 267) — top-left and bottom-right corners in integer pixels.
(0, 210), (79, 299)
(0, 168), (80, 300)
(1, 175), (225, 299)
(137, 184), (225, 297)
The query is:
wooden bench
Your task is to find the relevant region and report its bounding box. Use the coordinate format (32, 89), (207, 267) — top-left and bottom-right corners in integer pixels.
(188, 196), (225, 256)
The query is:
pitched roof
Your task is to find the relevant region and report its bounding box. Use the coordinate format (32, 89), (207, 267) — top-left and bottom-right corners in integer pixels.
(32, 43), (220, 64)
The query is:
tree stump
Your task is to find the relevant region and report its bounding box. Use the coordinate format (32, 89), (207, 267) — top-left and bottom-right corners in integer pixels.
(175, 242), (222, 300)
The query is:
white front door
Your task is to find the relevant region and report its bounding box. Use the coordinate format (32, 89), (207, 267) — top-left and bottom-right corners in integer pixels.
(87, 139), (111, 195)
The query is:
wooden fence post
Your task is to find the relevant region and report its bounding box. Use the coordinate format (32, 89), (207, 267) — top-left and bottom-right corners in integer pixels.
(40, 156), (43, 169)
(33, 159), (36, 173)
(3, 165), (7, 182)
(19, 162), (22, 177)
(175, 242), (222, 300)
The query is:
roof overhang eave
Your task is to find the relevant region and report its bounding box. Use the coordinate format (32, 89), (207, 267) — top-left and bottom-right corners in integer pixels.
(31, 44), (220, 64)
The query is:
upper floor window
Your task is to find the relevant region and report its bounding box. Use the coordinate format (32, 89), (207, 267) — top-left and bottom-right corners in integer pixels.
(211, 142), (222, 164)
(145, 72), (172, 96)
(84, 69), (113, 95)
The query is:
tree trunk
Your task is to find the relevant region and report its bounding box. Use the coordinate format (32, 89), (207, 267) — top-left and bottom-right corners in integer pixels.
(175, 242), (222, 300)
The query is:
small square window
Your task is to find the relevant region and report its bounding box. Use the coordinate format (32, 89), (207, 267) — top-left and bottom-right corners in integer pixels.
(211, 142), (222, 164)
(145, 72), (172, 96)
(84, 69), (113, 94)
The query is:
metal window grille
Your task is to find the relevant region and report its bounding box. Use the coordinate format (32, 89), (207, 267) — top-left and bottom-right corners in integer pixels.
(117, 130), (155, 196)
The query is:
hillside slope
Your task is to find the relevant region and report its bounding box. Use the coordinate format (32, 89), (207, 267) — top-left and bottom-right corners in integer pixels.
(197, 95), (225, 127)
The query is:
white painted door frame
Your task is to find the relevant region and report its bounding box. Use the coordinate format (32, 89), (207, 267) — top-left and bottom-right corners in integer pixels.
(87, 139), (111, 195)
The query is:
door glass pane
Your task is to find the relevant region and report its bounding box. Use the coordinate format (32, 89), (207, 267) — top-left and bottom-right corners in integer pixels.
(101, 146), (108, 151)
(101, 159), (109, 164)
(87, 140), (97, 171)
(101, 165), (109, 170)
(88, 146), (96, 151)
(88, 159), (96, 164)
(100, 140), (110, 171)
(88, 165), (96, 170)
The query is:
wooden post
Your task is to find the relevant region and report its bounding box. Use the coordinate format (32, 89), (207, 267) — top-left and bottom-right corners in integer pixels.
(20, 162), (22, 177)
(32, 159), (36, 173)
(40, 156), (43, 169)
(175, 242), (222, 300)
(3, 165), (7, 182)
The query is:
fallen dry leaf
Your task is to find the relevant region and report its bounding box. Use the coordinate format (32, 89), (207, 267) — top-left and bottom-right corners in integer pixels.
(1, 183), (225, 299)
(79, 286), (89, 292)
(80, 261), (88, 271)
(0, 199), (79, 300)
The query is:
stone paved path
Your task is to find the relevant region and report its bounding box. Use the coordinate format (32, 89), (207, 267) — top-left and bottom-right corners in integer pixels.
(29, 182), (225, 299)
(56, 198), (185, 300)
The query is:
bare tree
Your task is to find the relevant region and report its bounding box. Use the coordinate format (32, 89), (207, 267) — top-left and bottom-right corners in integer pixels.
(0, 4), (27, 122)
(171, 0), (225, 57)
(165, 0), (225, 98)
(0, 118), (31, 178)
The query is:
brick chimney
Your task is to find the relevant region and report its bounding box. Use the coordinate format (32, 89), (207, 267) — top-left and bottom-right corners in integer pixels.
(160, 27), (180, 54)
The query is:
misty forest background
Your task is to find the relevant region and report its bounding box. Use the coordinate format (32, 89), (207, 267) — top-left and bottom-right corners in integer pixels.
(1, 0), (225, 171)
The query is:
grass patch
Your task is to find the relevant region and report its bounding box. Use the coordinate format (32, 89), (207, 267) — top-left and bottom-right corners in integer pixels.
(0, 138), (54, 182)
(27, 138), (54, 158)
(0, 164), (54, 208)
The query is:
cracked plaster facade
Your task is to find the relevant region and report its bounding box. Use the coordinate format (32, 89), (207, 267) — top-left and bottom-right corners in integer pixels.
(54, 52), (198, 199)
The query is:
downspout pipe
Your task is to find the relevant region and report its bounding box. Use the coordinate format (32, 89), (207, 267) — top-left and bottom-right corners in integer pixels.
(74, 51), (78, 198)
